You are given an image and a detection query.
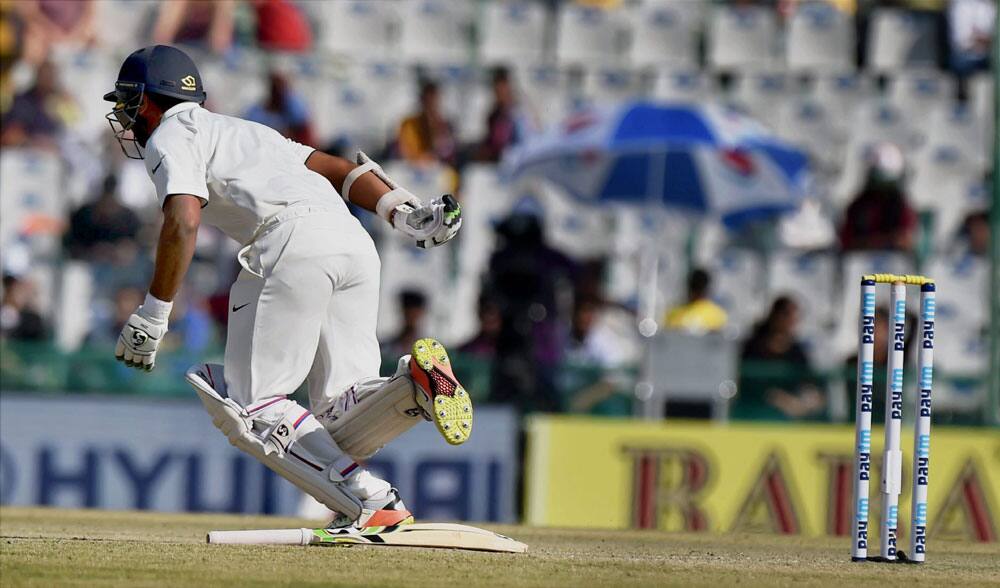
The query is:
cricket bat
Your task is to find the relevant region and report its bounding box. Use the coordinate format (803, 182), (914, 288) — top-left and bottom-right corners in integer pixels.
(207, 522), (527, 553)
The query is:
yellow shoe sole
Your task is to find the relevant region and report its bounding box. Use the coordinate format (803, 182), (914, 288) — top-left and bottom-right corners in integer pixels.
(410, 338), (473, 446)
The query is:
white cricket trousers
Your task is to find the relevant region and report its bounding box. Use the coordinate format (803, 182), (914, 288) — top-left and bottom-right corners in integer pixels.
(224, 206), (382, 417)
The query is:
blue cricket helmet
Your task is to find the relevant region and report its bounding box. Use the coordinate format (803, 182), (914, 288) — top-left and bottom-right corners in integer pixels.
(104, 45), (206, 159)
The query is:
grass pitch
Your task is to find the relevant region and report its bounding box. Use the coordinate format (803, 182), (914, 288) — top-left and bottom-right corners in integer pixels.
(2, 507), (998, 587)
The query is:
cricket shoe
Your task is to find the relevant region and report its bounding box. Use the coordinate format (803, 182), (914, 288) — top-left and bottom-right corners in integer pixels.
(409, 338), (473, 445)
(327, 487), (414, 530)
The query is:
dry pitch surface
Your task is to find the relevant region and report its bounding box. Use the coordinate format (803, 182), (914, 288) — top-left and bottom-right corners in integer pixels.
(2, 507), (998, 587)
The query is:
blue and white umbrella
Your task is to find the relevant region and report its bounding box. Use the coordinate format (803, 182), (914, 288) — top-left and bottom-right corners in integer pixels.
(503, 101), (811, 226)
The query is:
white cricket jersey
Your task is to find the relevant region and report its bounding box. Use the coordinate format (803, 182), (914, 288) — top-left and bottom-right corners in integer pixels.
(143, 102), (347, 244)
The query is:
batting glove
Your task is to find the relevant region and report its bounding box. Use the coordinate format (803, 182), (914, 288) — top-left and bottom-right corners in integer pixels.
(115, 295), (171, 371)
(392, 194), (462, 249)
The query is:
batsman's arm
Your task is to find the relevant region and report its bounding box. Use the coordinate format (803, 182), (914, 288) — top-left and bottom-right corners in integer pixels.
(149, 194), (202, 302)
(304, 151), (391, 214)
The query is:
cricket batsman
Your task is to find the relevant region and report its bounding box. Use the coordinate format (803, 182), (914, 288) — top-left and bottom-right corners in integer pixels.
(103, 45), (471, 529)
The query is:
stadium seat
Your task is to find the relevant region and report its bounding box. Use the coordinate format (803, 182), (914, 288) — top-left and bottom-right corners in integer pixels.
(532, 180), (612, 261)
(707, 5), (779, 72)
(398, 0), (474, 66)
(515, 65), (574, 129)
(830, 251), (915, 360)
(555, 4), (625, 69)
(887, 70), (956, 136)
(805, 73), (874, 127)
(929, 254), (990, 381)
(479, 1), (549, 66)
(968, 73), (995, 159)
(627, 1), (699, 69)
(649, 68), (714, 103)
(319, 0), (399, 61)
(50, 48), (119, 143)
(786, 1), (854, 73)
(457, 165), (519, 278)
(0, 150), (64, 250)
(199, 60), (267, 117)
(453, 78), (495, 144)
(608, 208), (686, 307)
(866, 9), (940, 73)
(766, 251), (837, 340)
(376, 236), (453, 341)
(580, 68), (640, 107)
(730, 71), (790, 130)
(776, 98), (845, 175)
(93, 0), (158, 53)
(699, 248), (766, 337)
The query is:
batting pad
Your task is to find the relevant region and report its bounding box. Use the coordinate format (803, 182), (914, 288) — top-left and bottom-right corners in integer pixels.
(323, 374), (426, 461)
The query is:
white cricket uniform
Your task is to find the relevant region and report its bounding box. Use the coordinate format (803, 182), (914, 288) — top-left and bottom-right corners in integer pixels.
(144, 102), (381, 416)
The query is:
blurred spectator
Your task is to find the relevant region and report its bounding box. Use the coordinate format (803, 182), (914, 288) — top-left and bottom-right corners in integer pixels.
(0, 60), (76, 150)
(13, 0), (96, 65)
(152, 0), (234, 54)
(948, 0), (995, 78)
(64, 175), (141, 264)
(559, 295), (633, 415)
(87, 286), (143, 345)
(381, 290), (428, 359)
(0, 2), (22, 112)
(663, 268), (728, 332)
(486, 211), (578, 413)
(839, 142), (918, 252)
(956, 210), (991, 256)
(244, 70), (316, 146)
(0, 274), (46, 341)
(396, 79), (457, 166)
(249, 0), (312, 52)
(735, 296), (825, 421)
(474, 67), (528, 163)
(458, 293), (502, 358)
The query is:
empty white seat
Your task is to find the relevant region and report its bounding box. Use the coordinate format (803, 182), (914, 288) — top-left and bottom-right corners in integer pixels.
(533, 180), (613, 261)
(924, 103), (983, 163)
(376, 238), (452, 341)
(730, 71), (790, 130)
(969, 73), (995, 159)
(50, 48), (119, 143)
(806, 73), (874, 127)
(650, 68), (714, 103)
(925, 253), (988, 327)
(867, 9), (940, 72)
(515, 66), (573, 129)
(766, 251), (837, 338)
(457, 164), (520, 278)
(708, 6), (779, 72)
(453, 79), (495, 144)
(93, 0), (158, 52)
(0, 149), (64, 249)
(776, 98), (845, 174)
(319, 0), (399, 61)
(830, 251), (915, 360)
(580, 68), (639, 107)
(701, 248), (766, 337)
(555, 5), (624, 69)
(786, 1), (854, 72)
(929, 254), (989, 377)
(479, 1), (548, 66)
(628, 1), (698, 68)
(887, 70), (956, 133)
(399, 0), (473, 66)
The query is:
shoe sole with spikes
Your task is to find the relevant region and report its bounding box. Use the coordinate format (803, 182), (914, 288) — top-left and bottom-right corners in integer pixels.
(409, 338), (473, 446)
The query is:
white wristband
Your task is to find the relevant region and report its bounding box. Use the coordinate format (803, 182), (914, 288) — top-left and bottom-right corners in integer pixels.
(375, 188), (420, 224)
(141, 293), (173, 322)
